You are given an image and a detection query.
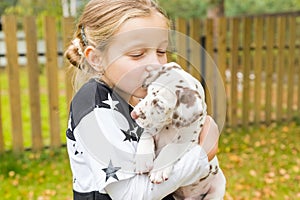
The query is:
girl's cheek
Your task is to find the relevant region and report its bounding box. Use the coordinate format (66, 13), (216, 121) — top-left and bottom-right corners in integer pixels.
(160, 56), (168, 64)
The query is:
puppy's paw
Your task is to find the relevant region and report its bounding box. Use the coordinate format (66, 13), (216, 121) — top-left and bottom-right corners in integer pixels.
(135, 134), (155, 174)
(135, 153), (154, 174)
(149, 166), (173, 184)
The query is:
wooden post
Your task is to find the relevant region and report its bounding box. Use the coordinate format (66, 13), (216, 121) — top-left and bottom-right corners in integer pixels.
(24, 16), (43, 151)
(62, 17), (75, 109)
(230, 17), (239, 127)
(276, 16), (286, 121)
(44, 16), (61, 148)
(0, 88), (3, 153)
(175, 18), (188, 71)
(189, 18), (201, 81)
(265, 17), (275, 125)
(254, 17), (263, 125)
(242, 17), (252, 127)
(216, 17), (227, 128)
(287, 16), (296, 121)
(217, 17), (227, 95)
(2, 15), (24, 152)
(205, 18), (214, 116)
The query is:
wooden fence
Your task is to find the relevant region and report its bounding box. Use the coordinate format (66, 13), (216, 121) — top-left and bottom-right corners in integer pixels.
(0, 13), (299, 153)
(171, 14), (300, 129)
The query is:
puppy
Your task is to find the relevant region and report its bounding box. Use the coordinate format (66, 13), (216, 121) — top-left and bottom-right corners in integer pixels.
(132, 62), (225, 199)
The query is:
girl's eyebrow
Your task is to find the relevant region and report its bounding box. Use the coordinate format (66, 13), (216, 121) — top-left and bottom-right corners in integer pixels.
(159, 40), (169, 46)
(124, 40), (169, 51)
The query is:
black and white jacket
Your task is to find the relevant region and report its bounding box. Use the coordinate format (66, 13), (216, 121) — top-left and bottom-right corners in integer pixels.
(66, 79), (210, 200)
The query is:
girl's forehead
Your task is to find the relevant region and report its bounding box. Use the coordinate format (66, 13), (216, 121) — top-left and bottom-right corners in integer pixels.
(117, 12), (169, 35)
(106, 27), (169, 54)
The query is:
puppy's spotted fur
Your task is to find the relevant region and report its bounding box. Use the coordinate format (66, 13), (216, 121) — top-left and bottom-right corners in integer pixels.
(132, 62), (225, 199)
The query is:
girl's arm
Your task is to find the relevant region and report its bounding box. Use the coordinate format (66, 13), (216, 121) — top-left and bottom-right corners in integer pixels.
(199, 116), (220, 161)
(70, 106), (219, 198)
(105, 145), (209, 200)
(105, 115), (220, 199)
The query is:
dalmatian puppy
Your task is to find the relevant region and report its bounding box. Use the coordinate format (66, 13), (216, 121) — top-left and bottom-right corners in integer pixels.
(131, 62), (225, 199)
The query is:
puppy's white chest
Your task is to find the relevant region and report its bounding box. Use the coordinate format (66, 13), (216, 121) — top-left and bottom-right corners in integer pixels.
(154, 122), (200, 155)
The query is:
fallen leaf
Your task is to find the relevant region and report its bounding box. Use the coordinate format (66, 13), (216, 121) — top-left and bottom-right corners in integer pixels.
(279, 168), (287, 175)
(8, 171), (15, 177)
(228, 154), (241, 163)
(292, 165), (299, 173)
(282, 126), (289, 133)
(249, 169), (257, 177)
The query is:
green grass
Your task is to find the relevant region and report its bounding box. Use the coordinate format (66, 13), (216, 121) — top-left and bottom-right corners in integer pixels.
(219, 123), (300, 200)
(0, 148), (72, 200)
(1, 123), (299, 199)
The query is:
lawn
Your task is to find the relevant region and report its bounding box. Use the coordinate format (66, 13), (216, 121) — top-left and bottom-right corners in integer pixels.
(1, 122), (299, 200)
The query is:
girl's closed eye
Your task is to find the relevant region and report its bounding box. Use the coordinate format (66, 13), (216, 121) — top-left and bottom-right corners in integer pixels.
(127, 49), (146, 58)
(157, 49), (167, 56)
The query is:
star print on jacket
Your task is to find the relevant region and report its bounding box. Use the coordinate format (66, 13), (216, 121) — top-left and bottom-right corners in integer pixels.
(102, 160), (121, 182)
(122, 125), (143, 142)
(66, 79), (142, 193)
(103, 93), (119, 110)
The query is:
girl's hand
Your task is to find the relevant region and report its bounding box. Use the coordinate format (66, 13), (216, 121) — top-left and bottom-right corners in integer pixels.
(198, 116), (220, 161)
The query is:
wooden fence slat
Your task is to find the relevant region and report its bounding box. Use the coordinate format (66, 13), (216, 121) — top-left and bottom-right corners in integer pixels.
(217, 17), (227, 92)
(175, 18), (188, 71)
(189, 18), (201, 81)
(287, 16), (296, 121)
(276, 16), (286, 121)
(298, 15), (300, 115)
(62, 17), (76, 109)
(242, 17), (252, 126)
(254, 17), (264, 125)
(44, 16), (61, 148)
(265, 17), (275, 125)
(24, 16), (43, 151)
(205, 18), (214, 116)
(216, 17), (227, 127)
(0, 89), (3, 153)
(230, 17), (239, 127)
(2, 15), (24, 152)
(298, 47), (300, 116)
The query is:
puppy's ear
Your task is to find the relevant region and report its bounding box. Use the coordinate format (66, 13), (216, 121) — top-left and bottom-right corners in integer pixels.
(172, 88), (206, 128)
(142, 65), (168, 88)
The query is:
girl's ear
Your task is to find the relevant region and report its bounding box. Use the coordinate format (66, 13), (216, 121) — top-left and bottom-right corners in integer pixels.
(84, 46), (103, 71)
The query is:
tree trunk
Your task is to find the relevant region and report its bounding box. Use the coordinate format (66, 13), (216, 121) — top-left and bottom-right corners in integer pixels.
(61, 0), (70, 17)
(207, 0), (225, 18)
(70, 0), (77, 17)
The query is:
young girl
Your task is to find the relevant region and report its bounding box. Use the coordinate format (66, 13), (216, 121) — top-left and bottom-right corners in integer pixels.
(64, 0), (223, 199)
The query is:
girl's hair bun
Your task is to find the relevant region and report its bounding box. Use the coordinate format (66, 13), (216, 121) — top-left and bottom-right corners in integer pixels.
(65, 38), (84, 69)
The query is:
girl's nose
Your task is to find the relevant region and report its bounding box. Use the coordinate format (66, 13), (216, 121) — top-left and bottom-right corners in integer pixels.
(147, 50), (163, 66)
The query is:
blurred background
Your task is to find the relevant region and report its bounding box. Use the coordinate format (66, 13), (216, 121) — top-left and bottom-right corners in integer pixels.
(0, 0), (299, 199)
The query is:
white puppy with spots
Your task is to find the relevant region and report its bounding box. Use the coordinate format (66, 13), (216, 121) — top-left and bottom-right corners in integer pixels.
(131, 62), (225, 199)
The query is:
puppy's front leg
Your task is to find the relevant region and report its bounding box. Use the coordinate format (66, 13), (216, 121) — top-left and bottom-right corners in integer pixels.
(135, 133), (155, 174)
(150, 143), (190, 184)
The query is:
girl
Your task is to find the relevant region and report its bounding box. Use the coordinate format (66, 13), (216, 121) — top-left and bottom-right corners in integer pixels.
(65, 0), (223, 199)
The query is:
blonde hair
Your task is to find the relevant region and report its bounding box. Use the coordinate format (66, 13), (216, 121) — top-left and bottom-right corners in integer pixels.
(65, 0), (169, 91)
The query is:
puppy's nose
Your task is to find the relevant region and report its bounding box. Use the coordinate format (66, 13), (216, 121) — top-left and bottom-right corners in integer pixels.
(131, 110), (139, 119)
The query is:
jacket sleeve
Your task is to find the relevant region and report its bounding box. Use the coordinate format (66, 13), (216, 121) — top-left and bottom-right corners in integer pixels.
(105, 145), (210, 200)
(71, 104), (209, 198)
